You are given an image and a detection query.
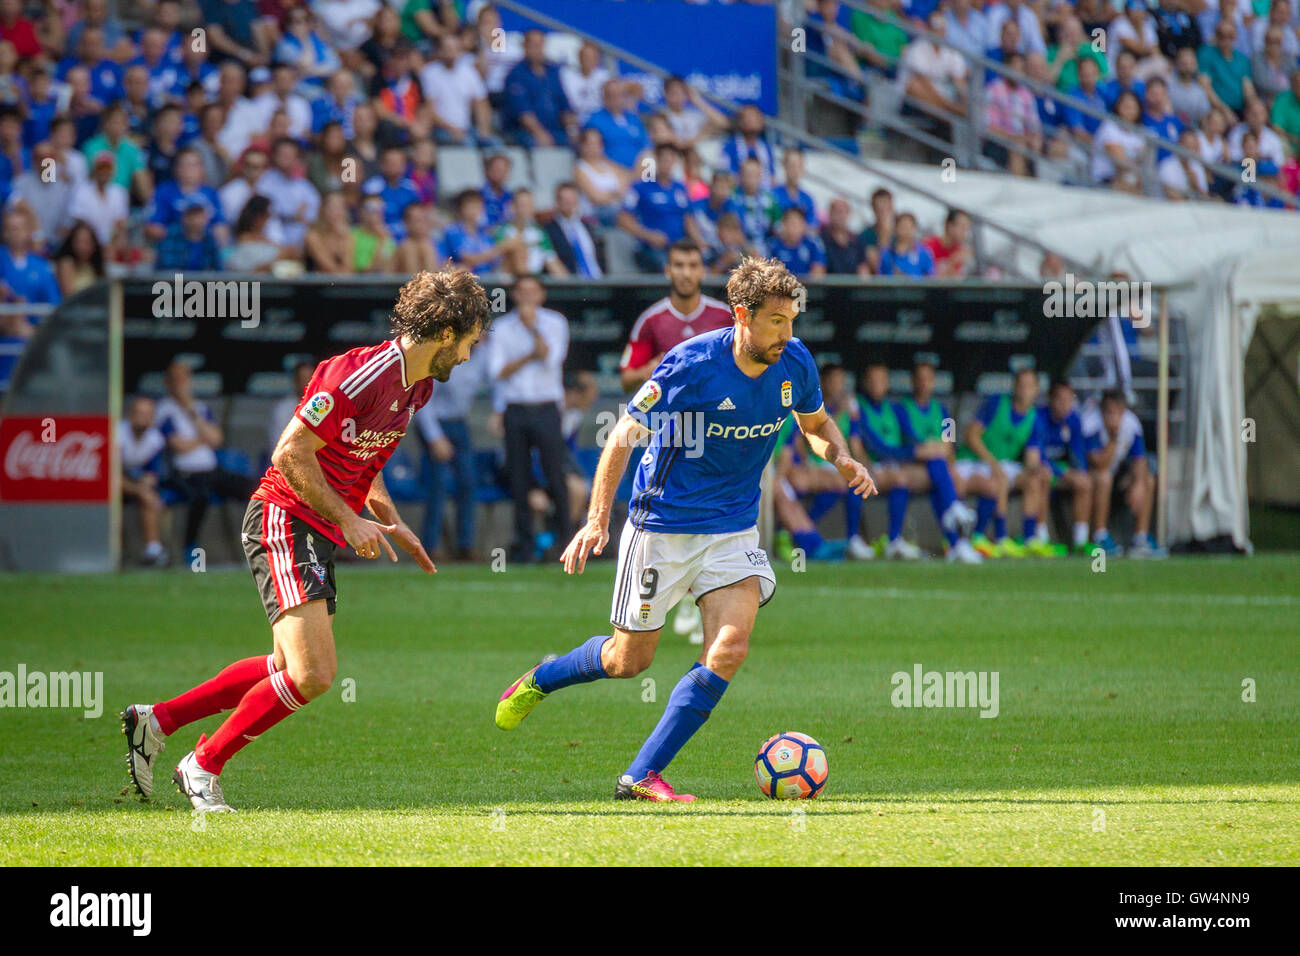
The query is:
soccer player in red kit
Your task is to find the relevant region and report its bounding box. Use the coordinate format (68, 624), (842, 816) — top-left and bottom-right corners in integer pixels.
(619, 239), (733, 393)
(121, 269), (491, 812)
(619, 238), (732, 644)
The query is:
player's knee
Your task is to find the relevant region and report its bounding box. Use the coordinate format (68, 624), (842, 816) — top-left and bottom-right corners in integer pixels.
(289, 661), (335, 699)
(604, 647), (652, 679)
(709, 634), (750, 677)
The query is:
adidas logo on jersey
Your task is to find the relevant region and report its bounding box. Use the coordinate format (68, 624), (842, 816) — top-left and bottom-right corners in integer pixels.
(717, 397), (736, 410)
(390, 400), (400, 411)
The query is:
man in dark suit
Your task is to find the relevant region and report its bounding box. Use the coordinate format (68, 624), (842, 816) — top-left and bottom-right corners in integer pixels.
(543, 181), (603, 277)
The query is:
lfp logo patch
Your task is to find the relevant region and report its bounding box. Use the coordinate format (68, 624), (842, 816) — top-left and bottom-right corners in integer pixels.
(780, 380), (792, 407)
(632, 379), (662, 413)
(300, 391), (334, 427)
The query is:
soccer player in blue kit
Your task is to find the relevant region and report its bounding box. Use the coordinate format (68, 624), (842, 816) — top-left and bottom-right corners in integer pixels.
(494, 258), (877, 801)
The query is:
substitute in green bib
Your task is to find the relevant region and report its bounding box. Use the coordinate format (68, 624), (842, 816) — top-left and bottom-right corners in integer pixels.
(956, 368), (1055, 559)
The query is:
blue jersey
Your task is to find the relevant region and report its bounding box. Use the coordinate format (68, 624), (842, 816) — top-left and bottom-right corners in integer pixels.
(1040, 406), (1088, 470)
(627, 327), (823, 534)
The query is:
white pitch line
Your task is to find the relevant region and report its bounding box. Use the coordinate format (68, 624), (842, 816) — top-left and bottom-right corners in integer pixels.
(439, 579), (1299, 607)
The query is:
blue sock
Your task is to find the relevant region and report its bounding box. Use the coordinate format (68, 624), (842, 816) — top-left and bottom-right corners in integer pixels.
(1024, 516), (1038, 539)
(926, 459), (958, 512)
(995, 514), (1007, 540)
(807, 491), (838, 522)
(888, 487), (909, 540)
(625, 663), (729, 780)
(844, 488), (863, 539)
(976, 497), (995, 536)
(533, 634), (609, 693)
(792, 528), (823, 554)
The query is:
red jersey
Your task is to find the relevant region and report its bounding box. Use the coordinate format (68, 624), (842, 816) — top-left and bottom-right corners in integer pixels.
(254, 339), (432, 546)
(618, 295), (732, 376)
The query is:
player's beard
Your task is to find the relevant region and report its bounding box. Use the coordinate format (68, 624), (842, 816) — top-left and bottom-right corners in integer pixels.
(428, 342), (461, 382)
(742, 338), (783, 366)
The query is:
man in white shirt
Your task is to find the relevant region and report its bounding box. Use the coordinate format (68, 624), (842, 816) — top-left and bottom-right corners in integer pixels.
(266, 361), (315, 457)
(6, 143), (75, 251)
(215, 62), (267, 160)
(255, 137), (321, 251)
(253, 63), (313, 141)
(155, 359), (256, 554)
(68, 151), (128, 247)
(1227, 97), (1286, 166)
(898, 11), (969, 117)
(560, 41), (611, 125)
(985, 0), (1047, 57)
(120, 395), (169, 566)
(219, 146), (285, 242)
(487, 274), (572, 563)
(419, 33), (494, 145)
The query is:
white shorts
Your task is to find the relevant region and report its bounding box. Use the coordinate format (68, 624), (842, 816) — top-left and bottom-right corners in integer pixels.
(610, 520), (777, 633)
(955, 459), (1023, 484)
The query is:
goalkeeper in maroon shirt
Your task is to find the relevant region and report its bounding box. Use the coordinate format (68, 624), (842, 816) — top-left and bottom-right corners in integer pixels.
(121, 269), (492, 812)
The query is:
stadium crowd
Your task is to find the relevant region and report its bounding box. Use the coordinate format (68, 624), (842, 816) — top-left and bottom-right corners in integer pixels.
(0, 0), (1169, 563)
(803, 0), (1300, 201)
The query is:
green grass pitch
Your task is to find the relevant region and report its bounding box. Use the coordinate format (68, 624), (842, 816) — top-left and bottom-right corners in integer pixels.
(1, 555), (1296, 866)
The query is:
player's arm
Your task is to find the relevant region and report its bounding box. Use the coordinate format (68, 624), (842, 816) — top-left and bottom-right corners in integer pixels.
(963, 419), (999, 469)
(365, 470), (436, 573)
(795, 405), (876, 498)
(560, 412), (648, 574)
(271, 418), (398, 563)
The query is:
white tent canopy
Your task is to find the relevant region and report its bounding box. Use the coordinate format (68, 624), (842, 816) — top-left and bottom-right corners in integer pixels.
(797, 156), (1300, 548)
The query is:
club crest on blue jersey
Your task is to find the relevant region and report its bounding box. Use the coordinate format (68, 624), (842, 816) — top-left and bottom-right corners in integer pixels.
(781, 380), (792, 407)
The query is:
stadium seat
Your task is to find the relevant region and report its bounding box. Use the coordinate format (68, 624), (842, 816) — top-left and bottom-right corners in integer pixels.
(530, 147), (576, 206)
(500, 146), (533, 191)
(383, 445), (425, 502)
(437, 146), (485, 197)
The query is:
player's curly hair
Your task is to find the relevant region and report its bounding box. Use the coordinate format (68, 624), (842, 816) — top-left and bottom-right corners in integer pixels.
(391, 268), (492, 344)
(725, 256), (805, 322)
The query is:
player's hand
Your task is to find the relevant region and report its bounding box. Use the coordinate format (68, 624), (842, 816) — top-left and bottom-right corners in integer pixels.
(837, 456), (877, 499)
(430, 438), (455, 463)
(561, 518), (609, 575)
(342, 516), (399, 562)
(386, 521), (437, 574)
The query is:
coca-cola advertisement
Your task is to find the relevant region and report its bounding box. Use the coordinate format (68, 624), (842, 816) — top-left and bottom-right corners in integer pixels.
(0, 415), (111, 503)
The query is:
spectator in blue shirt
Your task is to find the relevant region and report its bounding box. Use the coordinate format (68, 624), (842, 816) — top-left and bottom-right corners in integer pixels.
(156, 201), (222, 270)
(312, 70), (361, 138)
(197, 0), (269, 68)
(583, 79), (649, 170)
(1100, 50), (1146, 113)
(877, 212), (936, 277)
(503, 30), (575, 147)
(57, 27), (124, 105)
(721, 105), (777, 190)
(690, 169), (740, 249)
(771, 147), (817, 223)
(0, 107), (31, 204)
(619, 142), (701, 273)
(146, 147), (226, 243)
(0, 206), (61, 318)
(1065, 55), (1108, 143)
(768, 206), (827, 277)
(1141, 78), (1183, 162)
(480, 152), (514, 228)
(443, 188), (509, 273)
(362, 145), (421, 241)
(21, 67), (60, 149)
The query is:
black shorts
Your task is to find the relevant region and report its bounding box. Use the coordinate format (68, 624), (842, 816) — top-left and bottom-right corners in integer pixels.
(242, 499), (338, 624)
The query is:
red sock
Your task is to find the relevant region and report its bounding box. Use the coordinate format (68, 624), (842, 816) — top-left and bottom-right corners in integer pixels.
(195, 670), (307, 775)
(154, 654), (279, 736)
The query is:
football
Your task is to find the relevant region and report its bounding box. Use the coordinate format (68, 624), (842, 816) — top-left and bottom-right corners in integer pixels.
(754, 732), (828, 799)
